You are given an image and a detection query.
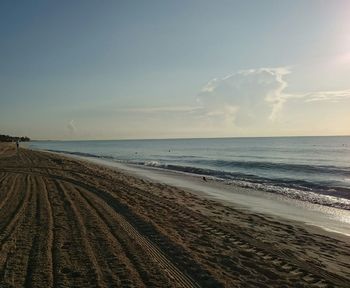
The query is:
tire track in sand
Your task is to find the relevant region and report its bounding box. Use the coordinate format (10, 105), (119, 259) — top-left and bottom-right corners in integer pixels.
(0, 174), (30, 249)
(0, 174), (29, 284)
(119, 185), (346, 287)
(0, 174), (37, 287)
(1, 168), (205, 287)
(71, 182), (201, 288)
(63, 183), (148, 288)
(48, 179), (104, 288)
(23, 176), (54, 288)
(37, 169), (201, 288)
(73, 185), (176, 288)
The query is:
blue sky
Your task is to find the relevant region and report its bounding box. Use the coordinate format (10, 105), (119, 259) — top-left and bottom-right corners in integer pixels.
(1, 0), (350, 139)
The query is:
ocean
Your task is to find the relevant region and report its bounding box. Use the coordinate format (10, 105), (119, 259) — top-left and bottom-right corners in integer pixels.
(29, 136), (350, 210)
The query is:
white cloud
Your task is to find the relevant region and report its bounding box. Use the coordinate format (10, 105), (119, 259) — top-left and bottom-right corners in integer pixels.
(195, 67), (350, 131)
(197, 67), (291, 127)
(67, 120), (76, 133)
(302, 89), (350, 102)
(69, 67), (350, 138)
(120, 106), (200, 113)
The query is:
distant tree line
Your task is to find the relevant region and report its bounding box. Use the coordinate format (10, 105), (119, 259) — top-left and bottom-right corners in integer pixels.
(0, 134), (30, 142)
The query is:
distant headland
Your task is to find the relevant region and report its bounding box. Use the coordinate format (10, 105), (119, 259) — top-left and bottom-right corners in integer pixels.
(0, 134), (30, 142)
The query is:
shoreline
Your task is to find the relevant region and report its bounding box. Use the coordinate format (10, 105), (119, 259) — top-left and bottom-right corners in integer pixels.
(45, 149), (350, 239)
(1, 144), (350, 287)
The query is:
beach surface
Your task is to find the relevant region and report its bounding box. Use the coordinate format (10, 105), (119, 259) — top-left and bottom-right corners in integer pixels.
(0, 143), (349, 288)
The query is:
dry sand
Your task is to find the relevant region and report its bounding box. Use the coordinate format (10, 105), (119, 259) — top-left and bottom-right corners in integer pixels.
(0, 143), (349, 287)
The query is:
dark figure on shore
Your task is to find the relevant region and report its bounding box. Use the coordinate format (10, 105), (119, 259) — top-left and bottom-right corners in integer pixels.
(16, 140), (19, 155)
(202, 176), (207, 182)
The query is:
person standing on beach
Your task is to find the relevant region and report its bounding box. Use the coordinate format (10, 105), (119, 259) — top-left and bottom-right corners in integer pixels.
(16, 140), (19, 155)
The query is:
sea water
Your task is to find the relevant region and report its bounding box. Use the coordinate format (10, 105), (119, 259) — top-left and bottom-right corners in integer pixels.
(29, 136), (350, 210)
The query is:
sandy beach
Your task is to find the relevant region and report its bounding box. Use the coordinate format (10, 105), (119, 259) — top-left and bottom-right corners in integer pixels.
(0, 143), (349, 288)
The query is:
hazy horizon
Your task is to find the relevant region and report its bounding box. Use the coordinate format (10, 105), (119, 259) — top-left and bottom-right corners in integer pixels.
(1, 1), (350, 140)
(31, 134), (350, 142)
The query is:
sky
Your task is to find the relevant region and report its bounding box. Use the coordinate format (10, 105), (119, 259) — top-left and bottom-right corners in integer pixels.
(1, 0), (350, 140)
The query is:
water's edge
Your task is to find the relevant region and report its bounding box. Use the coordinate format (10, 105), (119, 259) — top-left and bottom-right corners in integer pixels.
(42, 148), (350, 211)
(43, 149), (350, 238)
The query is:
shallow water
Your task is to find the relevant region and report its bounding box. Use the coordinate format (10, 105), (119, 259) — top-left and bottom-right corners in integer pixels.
(29, 136), (350, 209)
(64, 154), (350, 237)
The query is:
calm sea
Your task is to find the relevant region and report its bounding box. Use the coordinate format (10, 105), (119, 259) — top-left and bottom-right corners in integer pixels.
(29, 136), (350, 210)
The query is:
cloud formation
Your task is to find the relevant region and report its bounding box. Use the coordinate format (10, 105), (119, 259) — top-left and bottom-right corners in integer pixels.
(197, 67), (350, 129)
(67, 120), (76, 133)
(119, 106), (200, 114)
(197, 67), (291, 126)
(302, 89), (350, 103)
(69, 67), (350, 138)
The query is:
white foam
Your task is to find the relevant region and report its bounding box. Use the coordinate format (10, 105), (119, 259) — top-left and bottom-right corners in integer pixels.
(55, 152), (350, 238)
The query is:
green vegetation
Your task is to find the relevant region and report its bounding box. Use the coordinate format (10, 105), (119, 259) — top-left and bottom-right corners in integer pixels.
(0, 134), (30, 142)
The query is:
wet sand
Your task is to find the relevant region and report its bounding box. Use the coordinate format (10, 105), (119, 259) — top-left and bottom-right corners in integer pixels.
(0, 143), (349, 287)
(76, 156), (350, 237)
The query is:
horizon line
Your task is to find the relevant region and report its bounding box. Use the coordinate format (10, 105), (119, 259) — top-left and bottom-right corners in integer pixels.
(31, 134), (350, 142)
